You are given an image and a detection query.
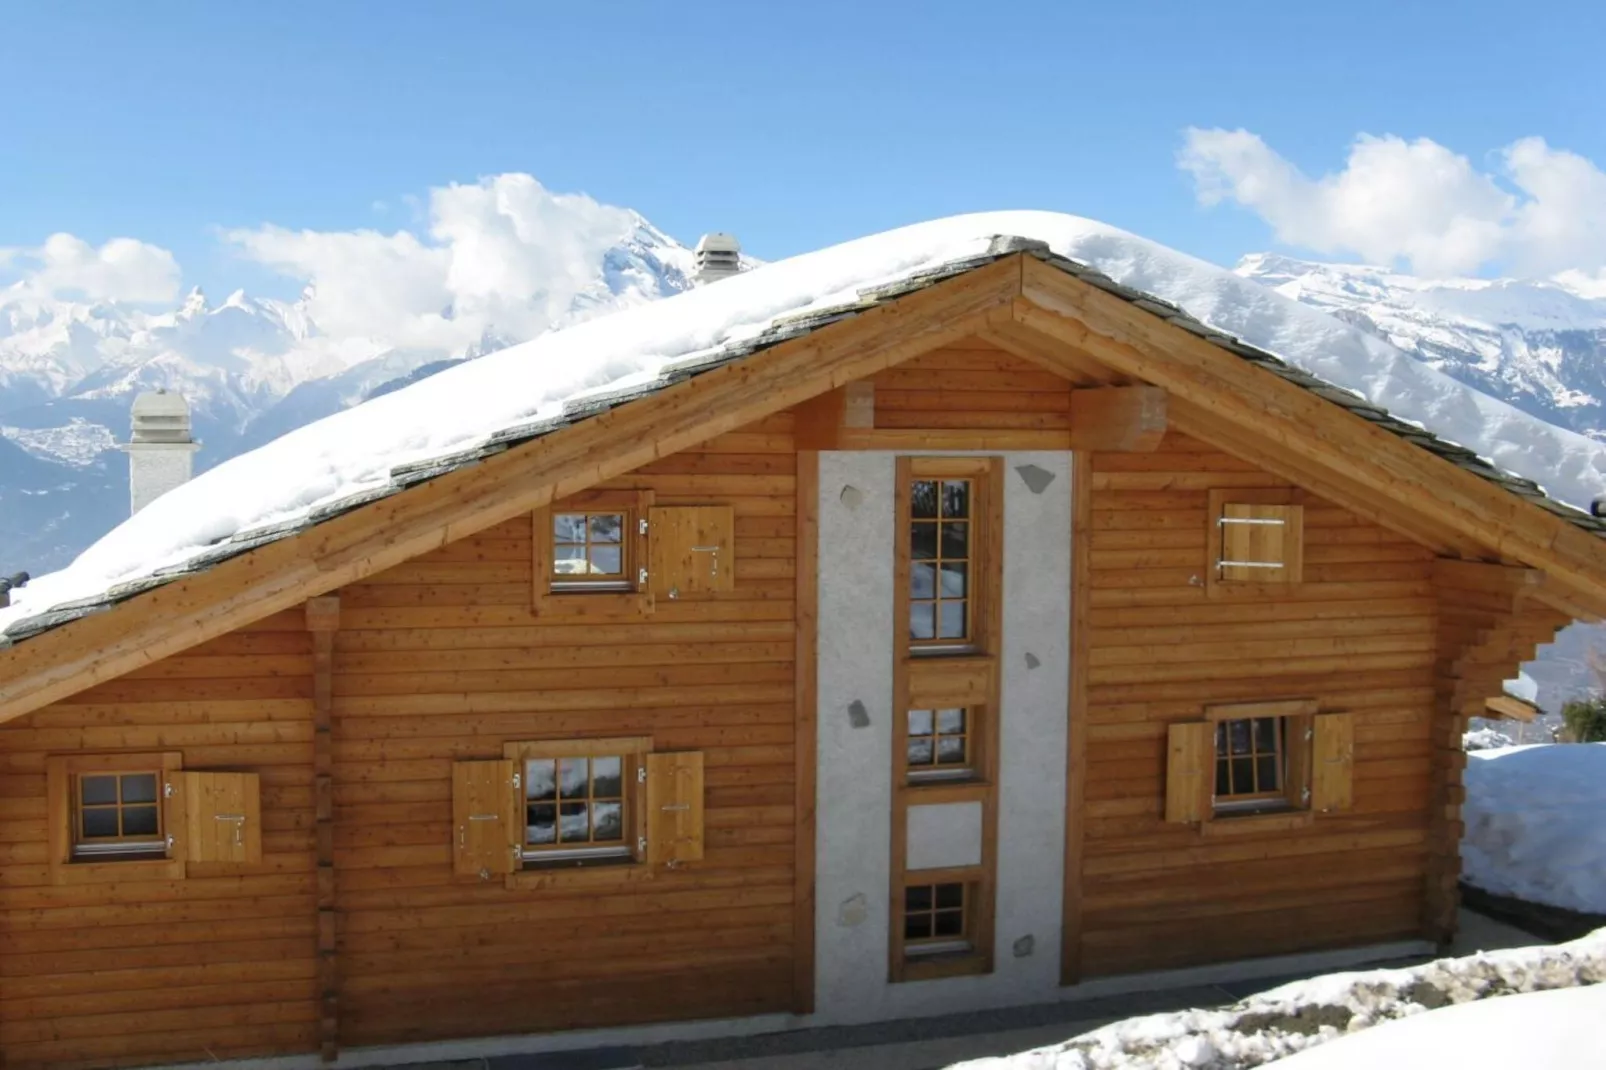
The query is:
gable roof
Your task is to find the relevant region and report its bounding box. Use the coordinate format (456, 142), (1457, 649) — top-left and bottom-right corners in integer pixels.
(3, 213), (1606, 719)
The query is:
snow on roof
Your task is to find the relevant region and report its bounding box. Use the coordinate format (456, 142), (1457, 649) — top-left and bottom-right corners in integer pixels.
(1503, 671), (1540, 704)
(6, 211), (1606, 643)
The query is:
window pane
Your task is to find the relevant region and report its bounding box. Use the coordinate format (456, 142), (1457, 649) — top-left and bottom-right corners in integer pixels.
(554, 545), (586, 573)
(937, 708), (965, 734)
(557, 758), (589, 799)
(937, 737), (967, 765)
(122, 806), (159, 837)
(907, 709), (934, 736)
(589, 514), (623, 542)
(554, 514), (586, 542)
(910, 603), (936, 641)
(558, 801), (590, 842)
(911, 481), (939, 519)
(910, 562), (936, 600)
(1215, 723), (1228, 758)
(938, 600), (967, 639)
(910, 522), (937, 561)
(592, 756), (622, 798)
(936, 883), (964, 909)
(592, 801), (623, 842)
(941, 480), (970, 519)
(82, 808), (119, 839)
(589, 545), (622, 575)
(1229, 719), (1252, 756)
(905, 885), (933, 912)
(1231, 757), (1254, 792)
(526, 759), (557, 802)
(1215, 759), (1231, 796)
(940, 521), (969, 560)
(1257, 756), (1280, 791)
(526, 803), (557, 845)
(905, 913), (933, 941)
(120, 774), (158, 804)
(1254, 717), (1279, 753)
(934, 910), (965, 937)
(80, 775), (117, 806)
(907, 738), (935, 766)
(939, 562), (967, 598)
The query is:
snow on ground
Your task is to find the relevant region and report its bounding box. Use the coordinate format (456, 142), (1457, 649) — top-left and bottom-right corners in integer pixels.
(1463, 725), (1515, 751)
(0, 419), (117, 466)
(8, 211), (1606, 633)
(1258, 984), (1606, 1069)
(948, 928), (1606, 1070)
(1463, 743), (1606, 914)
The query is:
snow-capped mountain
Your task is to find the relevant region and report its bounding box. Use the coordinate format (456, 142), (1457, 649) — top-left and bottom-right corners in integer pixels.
(0, 214), (695, 573)
(1236, 254), (1606, 442)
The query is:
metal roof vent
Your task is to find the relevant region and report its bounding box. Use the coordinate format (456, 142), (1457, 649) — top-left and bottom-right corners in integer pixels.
(120, 390), (201, 515)
(0, 571), (27, 610)
(693, 233), (742, 286)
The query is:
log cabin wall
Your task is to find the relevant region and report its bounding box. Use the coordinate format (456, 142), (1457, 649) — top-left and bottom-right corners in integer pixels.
(1076, 432), (1440, 977)
(329, 412), (801, 1047)
(0, 609), (320, 1070)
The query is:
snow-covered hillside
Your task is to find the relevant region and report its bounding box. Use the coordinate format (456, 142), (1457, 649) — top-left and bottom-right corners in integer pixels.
(0, 211), (695, 573)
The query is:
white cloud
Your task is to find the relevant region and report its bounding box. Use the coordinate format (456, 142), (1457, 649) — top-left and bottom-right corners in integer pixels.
(225, 173), (659, 353)
(0, 233), (182, 305)
(1180, 129), (1606, 281)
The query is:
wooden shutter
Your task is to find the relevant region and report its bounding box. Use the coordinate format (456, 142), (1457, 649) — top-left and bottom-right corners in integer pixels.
(180, 772), (263, 864)
(1311, 712), (1355, 813)
(1219, 503), (1303, 583)
(648, 506), (735, 600)
(1164, 722), (1213, 824)
(452, 759), (518, 878)
(646, 750), (704, 866)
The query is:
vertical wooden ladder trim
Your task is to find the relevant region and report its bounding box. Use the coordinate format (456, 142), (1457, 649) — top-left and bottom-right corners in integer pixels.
(1060, 451), (1091, 986)
(887, 457), (914, 982)
(792, 449), (820, 1014)
(305, 595), (341, 1063)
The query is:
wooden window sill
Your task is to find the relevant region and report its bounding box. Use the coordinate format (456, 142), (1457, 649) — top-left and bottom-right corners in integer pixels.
(1201, 809), (1314, 836)
(505, 861), (655, 891)
(903, 778), (989, 804)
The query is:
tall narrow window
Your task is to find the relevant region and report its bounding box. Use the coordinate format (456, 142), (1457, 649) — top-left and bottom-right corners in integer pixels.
(909, 477), (973, 648)
(1213, 716), (1285, 811)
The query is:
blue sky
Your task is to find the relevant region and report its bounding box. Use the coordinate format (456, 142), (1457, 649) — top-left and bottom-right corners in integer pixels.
(3, 1), (1605, 298)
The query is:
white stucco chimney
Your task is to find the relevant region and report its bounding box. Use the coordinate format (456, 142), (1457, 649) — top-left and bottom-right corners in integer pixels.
(120, 390), (200, 515)
(693, 233), (742, 285)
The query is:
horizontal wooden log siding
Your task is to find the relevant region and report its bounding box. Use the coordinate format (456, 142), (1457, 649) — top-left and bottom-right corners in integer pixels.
(330, 412), (799, 1047)
(867, 341), (1075, 432)
(0, 608), (319, 1070)
(1078, 432), (1438, 977)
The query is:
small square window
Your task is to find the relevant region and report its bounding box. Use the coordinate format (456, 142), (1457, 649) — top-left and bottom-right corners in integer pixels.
(1213, 716), (1286, 811)
(71, 770), (166, 859)
(903, 882), (971, 956)
(906, 708), (972, 782)
(553, 512), (629, 582)
(523, 753), (631, 860)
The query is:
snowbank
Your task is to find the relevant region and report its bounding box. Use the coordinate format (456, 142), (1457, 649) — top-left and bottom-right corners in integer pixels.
(8, 211), (1606, 633)
(1463, 743), (1606, 914)
(1462, 726), (1514, 751)
(947, 928), (1606, 1070)
(1260, 984), (1606, 1069)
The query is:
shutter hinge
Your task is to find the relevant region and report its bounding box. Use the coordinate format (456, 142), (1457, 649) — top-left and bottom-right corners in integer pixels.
(512, 771), (521, 789)
(638, 567), (649, 587)
(165, 833), (175, 850)
(163, 781), (175, 799)
(639, 517), (649, 535)
(637, 766), (648, 784)
(1301, 787), (1312, 805)
(638, 836), (648, 855)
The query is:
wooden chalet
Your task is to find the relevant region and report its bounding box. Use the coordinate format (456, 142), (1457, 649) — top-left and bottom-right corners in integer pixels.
(1, 230), (1604, 1069)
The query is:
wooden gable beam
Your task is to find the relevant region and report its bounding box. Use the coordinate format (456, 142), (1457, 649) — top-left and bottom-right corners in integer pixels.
(1013, 258), (1606, 618)
(0, 257), (1026, 724)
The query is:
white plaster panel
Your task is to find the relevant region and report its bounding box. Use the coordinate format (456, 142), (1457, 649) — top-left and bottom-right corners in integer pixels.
(906, 802), (984, 871)
(813, 450), (1074, 1025)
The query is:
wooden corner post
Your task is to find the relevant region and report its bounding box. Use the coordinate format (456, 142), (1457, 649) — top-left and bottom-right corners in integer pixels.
(305, 595), (341, 1062)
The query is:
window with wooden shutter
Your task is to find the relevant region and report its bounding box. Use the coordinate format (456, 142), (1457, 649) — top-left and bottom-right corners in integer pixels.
(1207, 490), (1303, 591)
(179, 771), (262, 865)
(648, 505), (735, 600)
(532, 489), (654, 616)
(1311, 712), (1355, 813)
(646, 750), (704, 866)
(451, 759), (518, 879)
(1164, 722), (1212, 824)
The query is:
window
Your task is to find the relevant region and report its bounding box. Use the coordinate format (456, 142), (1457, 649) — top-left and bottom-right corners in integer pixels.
(46, 752), (263, 883)
(551, 511), (628, 588)
(72, 770), (164, 859)
(909, 478), (972, 646)
(906, 708), (972, 781)
(1212, 715), (1285, 813)
(1165, 701), (1357, 827)
(903, 881), (972, 957)
(1206, 490), (1304, 592)
(522, 752), (630, 861)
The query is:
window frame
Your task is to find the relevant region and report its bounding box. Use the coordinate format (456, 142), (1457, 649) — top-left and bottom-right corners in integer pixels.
(502, 736), (652, 871)
(47, 752), (186, 884)
(893, 868), (990, 980)
(898, 457), (1000, 657)
(904, 706), (976, 783)
(532, 489), (653, 616)
(1203, 700), (1316, 823)
(1205, 489), (1304, 595)
(901, 878), (975, 958)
